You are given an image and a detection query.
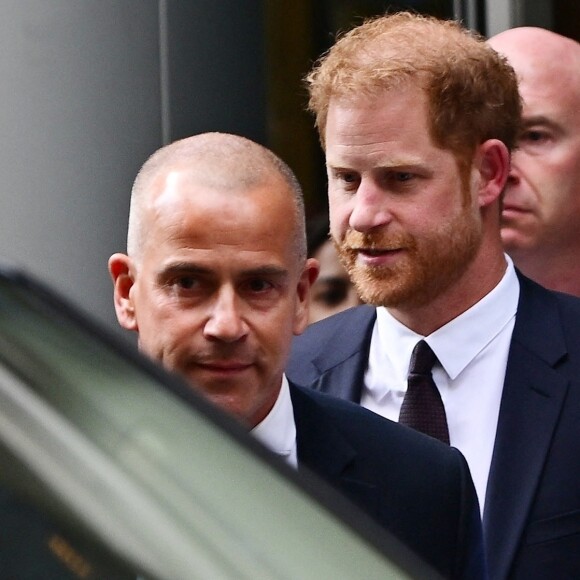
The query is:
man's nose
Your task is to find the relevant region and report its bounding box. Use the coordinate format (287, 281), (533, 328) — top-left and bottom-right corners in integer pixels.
(348, 181), (392, 233)
(506, 158), (521, 187)
(203, 289), (248, 342)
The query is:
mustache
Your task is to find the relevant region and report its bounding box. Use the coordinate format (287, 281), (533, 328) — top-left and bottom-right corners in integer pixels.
(182, 347), (254, 367)
(336, 229), (416, 251)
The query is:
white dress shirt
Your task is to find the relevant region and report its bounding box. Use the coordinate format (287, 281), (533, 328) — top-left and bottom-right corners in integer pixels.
(361, 256), (520, 513)
(251, 375), (298, 468)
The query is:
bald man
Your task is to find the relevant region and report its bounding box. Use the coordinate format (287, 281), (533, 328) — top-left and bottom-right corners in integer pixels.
(489, 28), (580, 296)
(108, 132), (484, 578)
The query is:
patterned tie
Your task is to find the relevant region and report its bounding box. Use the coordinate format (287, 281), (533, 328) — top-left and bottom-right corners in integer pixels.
(399, 340), (450, 444)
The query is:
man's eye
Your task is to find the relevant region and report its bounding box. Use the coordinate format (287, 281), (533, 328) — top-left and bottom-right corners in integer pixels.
(521, 130), (548, 143)
(314, 280), (349, 306)
(393, 172), (414, 182)
(333, 171), (359, 185)
(174, 276), (197, 289)
(246, 279), (273, 293)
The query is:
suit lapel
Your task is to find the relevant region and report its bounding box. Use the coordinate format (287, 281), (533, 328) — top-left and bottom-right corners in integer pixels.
(483, 274), (570, 580)
(312, 306), (376, 402)
(289, 383), (379, 512)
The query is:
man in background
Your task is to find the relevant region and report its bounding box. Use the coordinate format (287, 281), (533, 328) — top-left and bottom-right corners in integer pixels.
(489, 28), (580, 295)
(108, 132), (484, 579)
(306, 212), (361, 323)
(287, 12), (580, 579)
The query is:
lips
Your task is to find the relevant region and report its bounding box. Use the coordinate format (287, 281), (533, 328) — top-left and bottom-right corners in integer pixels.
(502, 203), (527, 213)
(199, 361), (253, 373)
(352, 247), (404, 267)
(502, 204), (531, 221)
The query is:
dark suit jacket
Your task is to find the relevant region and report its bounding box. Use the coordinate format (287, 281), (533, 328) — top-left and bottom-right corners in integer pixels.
(289, 382), (484, 579)
(287, 273), (580, 579)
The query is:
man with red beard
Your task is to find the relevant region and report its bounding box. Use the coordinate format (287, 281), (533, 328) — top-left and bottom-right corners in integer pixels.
(286, 12), (580, 580)
(108, 131), (485, 579)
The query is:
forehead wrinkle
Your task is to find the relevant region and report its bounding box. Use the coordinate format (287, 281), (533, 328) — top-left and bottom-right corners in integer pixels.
(328, 147), (434, 171)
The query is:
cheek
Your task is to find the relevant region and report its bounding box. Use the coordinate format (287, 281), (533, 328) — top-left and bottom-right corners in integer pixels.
(328, 212), (348, 243)
(328, 194), (350, 231)
(137, 300), (195, 355)
(557, 153), (580, 189)
(527, 150), (577, 186)
(262, 308), (300, 353)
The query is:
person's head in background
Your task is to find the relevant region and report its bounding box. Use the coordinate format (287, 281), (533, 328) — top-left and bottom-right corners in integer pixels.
(108, 132), (318, 428)
(306, 213), (361, 324)
(488, 28), (580, 296)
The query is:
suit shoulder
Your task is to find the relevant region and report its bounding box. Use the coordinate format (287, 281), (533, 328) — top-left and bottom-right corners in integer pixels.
(516, 273), (580, 347)
(518, 271), (580, 313)
(292, 305), (376, 352)
(553, 289), (580, 318)
(293, 384), (462, 468)
(288, 306), (376, 384)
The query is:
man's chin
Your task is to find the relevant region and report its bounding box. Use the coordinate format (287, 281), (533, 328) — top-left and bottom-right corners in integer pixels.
(501, 229), (537, 253)
(354, 281), (409, 307)
(350, 267), (402, 306)
(352, 270), (438, 309)
(198, 388), (249, 421)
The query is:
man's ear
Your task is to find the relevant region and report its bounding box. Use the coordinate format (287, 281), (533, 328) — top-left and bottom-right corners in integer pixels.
(293, 257), (320, 336)
(108, 253), (138, 331)
(475, 139), (511, 208)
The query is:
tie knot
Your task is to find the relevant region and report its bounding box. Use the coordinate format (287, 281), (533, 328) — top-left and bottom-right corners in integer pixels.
(409, 340), (437, 375)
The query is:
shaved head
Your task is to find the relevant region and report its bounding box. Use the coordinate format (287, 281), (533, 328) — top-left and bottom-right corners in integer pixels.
(128, 132), (306, 265)
(488, 27), (580, 72)
(488, 28), (580, 295)
(110, 132), (318, 427)
(488, 28), (580, 106)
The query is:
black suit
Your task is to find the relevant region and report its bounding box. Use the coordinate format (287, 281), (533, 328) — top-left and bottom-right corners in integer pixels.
(290, 382), (484, 579)
(287, 273), (580, 579)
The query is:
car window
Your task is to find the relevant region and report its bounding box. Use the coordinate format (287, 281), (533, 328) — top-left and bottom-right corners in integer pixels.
(0, 267), (437, 579)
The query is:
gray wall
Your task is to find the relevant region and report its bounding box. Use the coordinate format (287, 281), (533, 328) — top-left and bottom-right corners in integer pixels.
(0, 0), (161, 335)
(0, 0), (266, 336)
(165, 0), (266, 144)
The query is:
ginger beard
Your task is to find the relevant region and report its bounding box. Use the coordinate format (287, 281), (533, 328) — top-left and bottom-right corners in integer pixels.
(334, 202), (483, 309)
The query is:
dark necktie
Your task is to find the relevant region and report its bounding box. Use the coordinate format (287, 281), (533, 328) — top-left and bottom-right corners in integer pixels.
(399, 340), (450, 444)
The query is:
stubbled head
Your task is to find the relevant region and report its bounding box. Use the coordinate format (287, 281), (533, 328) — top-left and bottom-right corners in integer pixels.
(127, 132), (307, 268)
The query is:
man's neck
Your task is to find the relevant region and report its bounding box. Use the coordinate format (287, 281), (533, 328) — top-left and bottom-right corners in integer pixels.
(388, 253), (508, 336)
(513, 252), (580, 298)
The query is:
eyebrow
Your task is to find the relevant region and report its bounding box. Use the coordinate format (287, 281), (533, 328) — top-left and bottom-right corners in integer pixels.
(158, 262), (210, 277)
(157, 262), (289, 280)
(240, 265), (289, 278)
(521, 115), (559, 130)
(327, 156), (425, 169)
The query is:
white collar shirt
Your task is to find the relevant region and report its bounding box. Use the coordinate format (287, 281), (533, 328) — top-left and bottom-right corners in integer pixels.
(251, 375), (298, 469)
(361, 256), (520, 513)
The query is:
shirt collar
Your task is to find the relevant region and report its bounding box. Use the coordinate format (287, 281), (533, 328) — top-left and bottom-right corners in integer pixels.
(429, 257), (519, 379)
(250, 375), (296, 462)
(375, 255), (520, 383)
